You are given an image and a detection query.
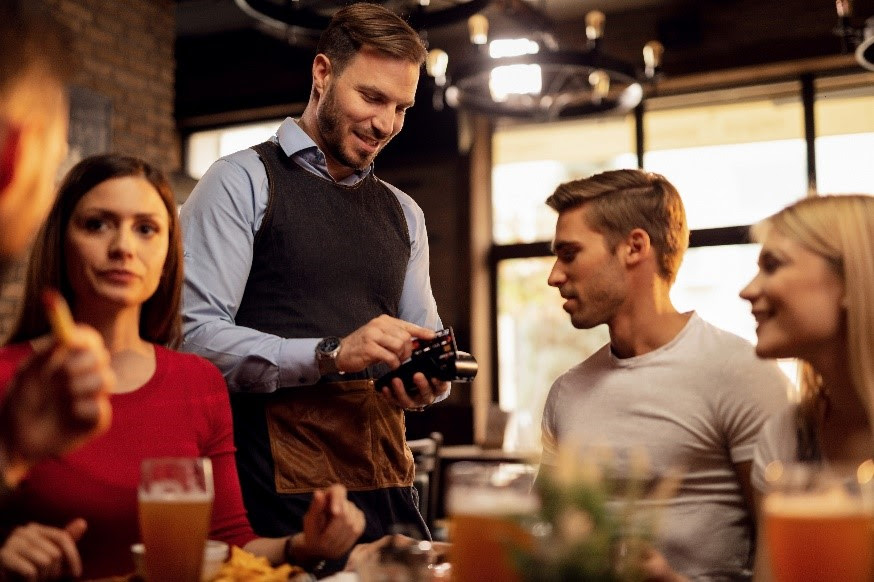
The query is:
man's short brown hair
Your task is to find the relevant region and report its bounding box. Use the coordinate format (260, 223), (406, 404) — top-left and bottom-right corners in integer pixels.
(316, 3), (427, 75)
(546, 169), (689, 283)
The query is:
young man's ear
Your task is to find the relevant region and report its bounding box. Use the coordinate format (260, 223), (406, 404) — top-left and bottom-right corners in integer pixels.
(623, 228), (651, 267)
(0, 122), (23, 195)
(311, 54), (333, 99)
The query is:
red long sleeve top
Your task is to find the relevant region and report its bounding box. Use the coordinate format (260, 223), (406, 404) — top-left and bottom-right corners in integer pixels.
(0, 344), (257, 578)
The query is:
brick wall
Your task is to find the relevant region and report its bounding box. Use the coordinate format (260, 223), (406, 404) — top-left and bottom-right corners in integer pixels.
(0, 0), (177, 339)
(50, 0), (178, 172)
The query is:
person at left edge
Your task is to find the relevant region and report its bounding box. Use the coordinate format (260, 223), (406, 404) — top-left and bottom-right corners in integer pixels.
(0, 0), (115, 498)
(179, 2), (448, 562)
(0, 154), (364, 580)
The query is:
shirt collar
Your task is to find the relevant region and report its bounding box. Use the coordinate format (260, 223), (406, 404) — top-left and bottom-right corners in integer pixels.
(275, 117), (372, 184)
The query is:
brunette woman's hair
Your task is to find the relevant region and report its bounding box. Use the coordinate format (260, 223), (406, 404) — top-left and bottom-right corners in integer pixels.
(9, 153), (183, 348)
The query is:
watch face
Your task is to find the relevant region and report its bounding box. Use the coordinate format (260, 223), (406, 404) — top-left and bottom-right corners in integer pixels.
(319, 337), (341, 353)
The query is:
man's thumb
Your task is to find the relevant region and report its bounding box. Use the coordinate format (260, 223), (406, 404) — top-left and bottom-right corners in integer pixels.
(65, 518), (88, 541)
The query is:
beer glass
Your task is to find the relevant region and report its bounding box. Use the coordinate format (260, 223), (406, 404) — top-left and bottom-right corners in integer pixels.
(138, 457), (215, 582)
(447, 462), (538, 582)
(763, 460), (874, 582)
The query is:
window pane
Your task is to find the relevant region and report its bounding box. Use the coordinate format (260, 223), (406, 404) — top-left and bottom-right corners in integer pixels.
(672, 244), (798, 387)
(644, 94), (807, 229)
(492, 115), (635, 244)
(815, 80), (874, 194)
(672, 244), (760, 343)
(497, 256), (609, 425)
(186, 119), (283, 179)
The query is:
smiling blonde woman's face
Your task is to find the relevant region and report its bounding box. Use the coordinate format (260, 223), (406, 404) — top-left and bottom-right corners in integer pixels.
(740, 229), (846, 362)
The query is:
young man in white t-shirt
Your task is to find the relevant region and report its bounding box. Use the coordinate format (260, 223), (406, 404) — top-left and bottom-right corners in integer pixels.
(541, 169), (790, 581)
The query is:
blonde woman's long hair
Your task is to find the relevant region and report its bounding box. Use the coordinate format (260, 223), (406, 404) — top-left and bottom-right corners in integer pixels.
(753, 195), (874, 433)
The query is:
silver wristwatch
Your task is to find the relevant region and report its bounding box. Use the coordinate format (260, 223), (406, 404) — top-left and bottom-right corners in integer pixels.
(315, 336), (342, 376)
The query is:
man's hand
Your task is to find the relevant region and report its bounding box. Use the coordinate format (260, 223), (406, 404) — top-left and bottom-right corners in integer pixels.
(287, 484), (365, 563)
(0, 518), (87, 580)
(0, 325), (115, 486)
(335, 315), (435, 373)
(382, 375), (450, 410)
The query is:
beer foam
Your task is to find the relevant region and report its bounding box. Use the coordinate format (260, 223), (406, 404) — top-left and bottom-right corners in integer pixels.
(139, 478), (214, 501)
(446, 486), (539, 516)
(139, 482), (213, 503)
(765, 489), (868, 518)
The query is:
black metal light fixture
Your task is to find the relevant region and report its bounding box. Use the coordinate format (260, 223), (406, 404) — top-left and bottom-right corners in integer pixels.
(426, 6), (664, 120)
(833, 0), (874, 71)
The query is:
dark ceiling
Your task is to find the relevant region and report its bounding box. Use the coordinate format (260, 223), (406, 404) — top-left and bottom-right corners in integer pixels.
(174, 0), (874, 144)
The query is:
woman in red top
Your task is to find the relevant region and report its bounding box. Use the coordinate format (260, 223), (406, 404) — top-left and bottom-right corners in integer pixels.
(0, 154), (364, 580)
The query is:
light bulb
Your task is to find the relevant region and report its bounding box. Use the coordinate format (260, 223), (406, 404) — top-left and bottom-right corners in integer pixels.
(468, 14), (489, 45)
(426, 49), (449, 78)
(489, 64), (542, 101)
(643, 40), (664, 78)
(589, 70), (610, 103)
(585, 10), (606, 41)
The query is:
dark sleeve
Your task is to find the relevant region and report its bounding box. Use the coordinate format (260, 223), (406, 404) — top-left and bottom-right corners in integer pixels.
(196, 357), (258, 548)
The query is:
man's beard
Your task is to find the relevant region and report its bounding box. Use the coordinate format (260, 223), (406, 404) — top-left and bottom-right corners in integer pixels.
(316, 85), (381, 171)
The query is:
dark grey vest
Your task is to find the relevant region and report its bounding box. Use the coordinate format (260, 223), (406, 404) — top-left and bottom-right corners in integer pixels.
(229, 142), (425, 546)
(235, 140), (410, 343)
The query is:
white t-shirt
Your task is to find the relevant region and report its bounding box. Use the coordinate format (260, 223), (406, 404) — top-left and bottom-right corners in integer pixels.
(540, 313), (791, 581)
(750, 405), (801, 494)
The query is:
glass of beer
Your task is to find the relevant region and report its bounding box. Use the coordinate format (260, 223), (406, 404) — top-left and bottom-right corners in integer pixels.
(447, 462), (538, 582)
(763, 460), (874, 582)
(138, 457), (215, 582)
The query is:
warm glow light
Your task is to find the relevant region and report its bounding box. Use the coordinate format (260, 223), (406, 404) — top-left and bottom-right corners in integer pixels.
(489, 64), (542, 101)
(468, 14), (489, 45)
(426, 49), (449, 79)
(488, 38), (540, 58)
(643, 40), (665, 78)
(588, 70), (610, 102)
(585, 10), (606, 41)
(836, 0), (853, 18)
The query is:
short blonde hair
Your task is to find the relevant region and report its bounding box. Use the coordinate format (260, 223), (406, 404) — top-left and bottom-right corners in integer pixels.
(754, 194), (874, 419)
(546, 169), (689, 283)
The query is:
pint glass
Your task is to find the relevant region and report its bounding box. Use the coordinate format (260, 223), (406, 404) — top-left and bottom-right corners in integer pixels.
(447, 462), (538, 582)
(763, 461), (874, 582)
(138, 457), (215, 582)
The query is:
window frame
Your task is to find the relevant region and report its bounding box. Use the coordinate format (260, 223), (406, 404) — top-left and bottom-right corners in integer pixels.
(487, 72), (860, 403)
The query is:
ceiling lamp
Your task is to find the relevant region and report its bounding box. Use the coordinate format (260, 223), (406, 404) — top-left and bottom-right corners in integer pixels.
(833, 0), (874, 71)
(426, 7), (664, 120)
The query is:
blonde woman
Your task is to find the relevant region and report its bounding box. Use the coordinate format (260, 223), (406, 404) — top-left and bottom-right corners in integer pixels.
(740, 194), (874, 580)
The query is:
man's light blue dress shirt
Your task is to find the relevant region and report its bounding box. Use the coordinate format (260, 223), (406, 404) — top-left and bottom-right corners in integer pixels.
(179, 117), (442, 393)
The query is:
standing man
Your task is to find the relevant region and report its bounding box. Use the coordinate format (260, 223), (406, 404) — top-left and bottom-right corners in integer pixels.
(540, 169), (789, 581)
(0, 0), (115, 497)
(180, 2), (447, 551)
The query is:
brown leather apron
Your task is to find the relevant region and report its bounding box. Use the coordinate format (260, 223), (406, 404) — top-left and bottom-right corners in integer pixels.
(265, 380), (415, 494)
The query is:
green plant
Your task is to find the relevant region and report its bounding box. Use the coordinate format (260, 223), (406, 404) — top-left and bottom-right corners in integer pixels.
(511, 448), (678, 582)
